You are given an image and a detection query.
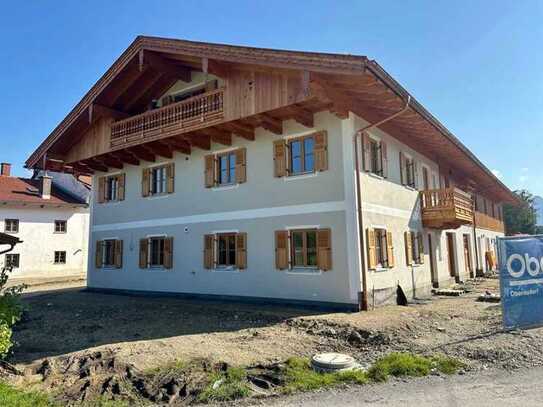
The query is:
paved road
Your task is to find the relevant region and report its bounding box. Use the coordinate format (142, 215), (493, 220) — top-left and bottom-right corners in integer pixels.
(256, 368), (543, 407)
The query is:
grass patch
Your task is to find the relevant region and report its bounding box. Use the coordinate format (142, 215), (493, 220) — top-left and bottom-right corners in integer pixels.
(282, 357), (368, 394)
(368, 352), (465, 382)
(197, 367), (251, 403)
(0, 381), (56, 407)
(143, 359), (186, 377)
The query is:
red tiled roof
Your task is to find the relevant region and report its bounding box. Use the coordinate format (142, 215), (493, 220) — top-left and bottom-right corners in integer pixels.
(0, 176), (86, 206)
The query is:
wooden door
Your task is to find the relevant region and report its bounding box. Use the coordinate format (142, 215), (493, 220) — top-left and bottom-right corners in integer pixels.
(446, 233), (456, 278)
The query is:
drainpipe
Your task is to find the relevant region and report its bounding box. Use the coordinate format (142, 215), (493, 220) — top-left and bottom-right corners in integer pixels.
(353, 96), (411, 311)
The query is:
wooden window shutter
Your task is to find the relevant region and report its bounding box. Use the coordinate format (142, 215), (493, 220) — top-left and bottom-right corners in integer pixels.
(98, 177), (106, 204)
(204, 155), (215, 188)
(405, 231), (413, 265)
(314, 131), (328, 172)
(142, 168), (150, 197)
(114, 240), (123, 268)
(139, 238), (148, 268)
(275, 230), (289, 270)
(362, 133), (371, 172)
(235, 148), (247, 184)
(413, 161), (418, 189)
(273, 140), (287, 177)
(366, 228), (377, 270)
(417, 232), (424, 264)
(118, 174), (126, 201)
(236, 232), (247, 270)
(164, 237), (173, 269)
(95, 240), (103, 269)
(166, 163), (175, 193)
(317, 228), (332, 271)
(203, 234), (215, 269)
(381, 141), (388, 178)
(386, 231), (395, 268)
(399, 152), (406, 185)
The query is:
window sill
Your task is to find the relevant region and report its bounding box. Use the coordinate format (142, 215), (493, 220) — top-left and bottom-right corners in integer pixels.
(371, 266), (391, 273)
(367, 172), (385, 180)
(101, 200), (122, 205)
(144, 267), (170, 272)
(403, 185), (418, 192)
(409, 263), (424, 268)
(283, 172), (318, 181)
(211, 183), (239, 192)
(146, 193), (172, 200)
(212, 266), (241, 273)
(287, 268), (322, 275)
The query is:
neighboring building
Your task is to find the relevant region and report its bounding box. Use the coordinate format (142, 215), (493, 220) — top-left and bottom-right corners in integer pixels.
(25, 37), (516, 309)
(0, 163), (89, 278)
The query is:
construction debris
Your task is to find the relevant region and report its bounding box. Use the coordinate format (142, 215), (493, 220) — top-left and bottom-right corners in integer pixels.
(432, 289), (465, 297)
(477, 291), (501, 303)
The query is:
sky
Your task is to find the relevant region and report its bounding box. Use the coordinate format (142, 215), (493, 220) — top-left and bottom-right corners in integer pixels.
(1, 1), (542, 195)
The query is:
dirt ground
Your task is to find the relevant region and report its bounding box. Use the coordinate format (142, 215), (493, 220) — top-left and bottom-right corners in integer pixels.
(8, 278), (543, 404)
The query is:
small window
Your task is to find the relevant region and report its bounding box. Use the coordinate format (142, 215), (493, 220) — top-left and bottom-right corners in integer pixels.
(374, 228), (389, 268)
(54, 220), (67, 233)
(106, 175), (119, 202)
(217, 152), (236, 185)
(149, 237), (166, 267)
(409, 232), (424, 264)
(369, 139), (383, 176)
(291, 229), (318, 268)
(5, 253), (19, 269)
(288, 135), (315, 176)
(5, 219), (18, 233)
(405, 158), (416, 188)
(102, 240), (116, 267)
(151, 166), (167, 195)
(54, 251), (66, 264)
(217, 233), (237, 267)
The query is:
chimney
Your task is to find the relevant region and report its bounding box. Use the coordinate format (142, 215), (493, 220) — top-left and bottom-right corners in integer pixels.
(0, 163), (11, 177)
(39, 175), (52, 200)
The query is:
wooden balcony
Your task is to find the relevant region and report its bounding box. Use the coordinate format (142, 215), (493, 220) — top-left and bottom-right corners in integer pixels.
(110, 88), (225, 149)
(420, 187), (474, 229)
(474, 211), (505, 233)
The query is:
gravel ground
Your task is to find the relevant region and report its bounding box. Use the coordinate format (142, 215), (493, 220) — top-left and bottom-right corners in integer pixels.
(8, 277), (543, 404)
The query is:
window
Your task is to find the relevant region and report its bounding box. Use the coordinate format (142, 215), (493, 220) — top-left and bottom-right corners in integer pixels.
(98, 174), (125, 203)
(54, 220), (67, 233)
(291, 229), (318, 268)
(205, 149), (246, 188)
(289, 135), (315, 176)
(400, 152), (416, 188)
(151, 166), (167, 195)
(4, 219), (18, 233)
(405, 231), (424, 265)
(217, 233), (237, 266)
(5, 254), (19, 269)
(142, 164), (174, 197)
(217, 152), (237, 185)
(96, 239), (123, 269)
(103, 240), (116, 267)
(367, 228), (393, 270)
(369, 139), (383, 176)
(362, 134), (387, 177)
(204, 232), (247, 270)
(139, 236), (173, 269)
(54, 251), (66, 264)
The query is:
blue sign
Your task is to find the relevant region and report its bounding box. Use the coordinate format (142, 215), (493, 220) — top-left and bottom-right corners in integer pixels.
(499, 235), (543, 329)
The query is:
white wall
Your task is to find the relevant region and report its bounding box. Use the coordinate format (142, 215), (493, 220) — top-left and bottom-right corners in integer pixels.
(0, 206), (89, 278)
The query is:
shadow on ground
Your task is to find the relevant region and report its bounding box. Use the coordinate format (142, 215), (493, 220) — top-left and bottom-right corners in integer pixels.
(11, 288), (326, 364)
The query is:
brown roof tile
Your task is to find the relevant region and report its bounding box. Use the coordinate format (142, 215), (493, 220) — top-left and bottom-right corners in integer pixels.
(0, 176), (86, 206)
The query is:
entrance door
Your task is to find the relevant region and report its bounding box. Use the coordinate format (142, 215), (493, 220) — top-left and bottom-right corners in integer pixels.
(428, 233), (438, 287)
(463, 234), (473, 277)
(446, 233), (456, 279)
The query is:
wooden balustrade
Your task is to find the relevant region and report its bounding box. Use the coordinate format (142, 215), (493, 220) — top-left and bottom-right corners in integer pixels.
(474, 211), (505, 233)
(420, 187), (474, 229)
(110, 88), (225, 148)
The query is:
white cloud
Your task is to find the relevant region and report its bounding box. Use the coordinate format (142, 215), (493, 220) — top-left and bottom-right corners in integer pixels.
(491, 169), (503, 179)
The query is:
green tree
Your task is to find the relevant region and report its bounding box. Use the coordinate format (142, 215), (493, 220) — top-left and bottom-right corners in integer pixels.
(503, 189), (537, 235)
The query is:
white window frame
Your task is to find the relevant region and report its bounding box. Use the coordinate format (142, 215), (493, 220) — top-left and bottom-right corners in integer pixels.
(284, 224), (323, 274)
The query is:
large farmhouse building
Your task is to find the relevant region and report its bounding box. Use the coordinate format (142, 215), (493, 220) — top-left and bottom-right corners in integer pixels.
(26, 37), (515, 309)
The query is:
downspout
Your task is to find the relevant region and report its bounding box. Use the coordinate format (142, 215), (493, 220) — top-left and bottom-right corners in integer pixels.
(353, 96), (411, 311)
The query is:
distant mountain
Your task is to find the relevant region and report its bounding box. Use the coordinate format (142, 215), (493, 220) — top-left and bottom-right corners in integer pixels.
(534, 196), (543, 226)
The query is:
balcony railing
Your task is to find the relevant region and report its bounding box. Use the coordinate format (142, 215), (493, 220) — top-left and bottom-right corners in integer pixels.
(420, 187), (474, 229)
(110, 88), (225, 148)
(474, 211), (505, 233)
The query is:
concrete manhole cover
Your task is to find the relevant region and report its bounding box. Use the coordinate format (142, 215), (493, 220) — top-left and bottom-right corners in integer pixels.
(311, 352), (358, 372)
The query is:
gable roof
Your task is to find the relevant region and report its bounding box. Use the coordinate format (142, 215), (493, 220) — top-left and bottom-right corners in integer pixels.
(0, 175), (87, 207)
(25, 36), (516, 204)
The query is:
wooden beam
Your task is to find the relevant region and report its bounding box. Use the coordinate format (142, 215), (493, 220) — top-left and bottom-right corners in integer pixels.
(162, 138), (191, 155)
(110, 151), (140, 166)
(185, 133), (211, 150)
(257, 114), (283, 135)
(70, 162), (94, 175)
(287, 106), (314, 128)
(200, 128), (232, 146)
(143, 51), (191, 82)
(146, 142), (173, 159)
(203, 57), (230, 78)
(127, 74), (178, 114)
(82, 159), (108, 172)
(98, 156), (123, 170)
(101, 62), (145, 106)
(89, 103), (130, 123)
(221, 122), (255, 140)
(128, 146), (155, 162)
(122, 73), (163, 111)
